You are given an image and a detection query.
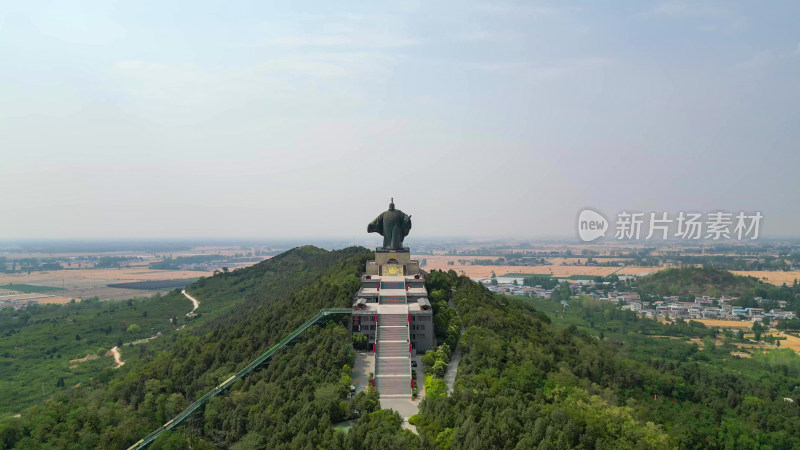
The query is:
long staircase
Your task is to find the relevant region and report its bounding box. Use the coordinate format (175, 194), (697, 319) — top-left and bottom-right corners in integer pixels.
(375, 312), (412, 397)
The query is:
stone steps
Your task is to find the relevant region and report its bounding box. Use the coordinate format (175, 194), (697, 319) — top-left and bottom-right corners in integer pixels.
(375, 376), (411, 396)
(374, 311), (412, 398)
(376, 357), (411, 373)
(379, 326), (408, 340)
(377, 340), (409, 356)
(381, 314), (408, 325)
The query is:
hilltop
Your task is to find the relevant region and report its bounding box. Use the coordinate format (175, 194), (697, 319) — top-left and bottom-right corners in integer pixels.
(635, 267), (763, 298)
(3, 250), (800, 448)
(0, 246), (383, 448)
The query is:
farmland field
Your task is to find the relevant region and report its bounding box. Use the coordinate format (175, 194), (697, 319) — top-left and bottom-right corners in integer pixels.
(107, 278), (199, 290)
(417, 255), (655, 278)
(417, 254), (800, 286)
(772, 332), (800, 352)
(0, 267), (216, 287)
(694, 319), (755, 329)
(0, 267), (216, 302)
(732, 270), (800, 286)
(0, 284), (64, 293)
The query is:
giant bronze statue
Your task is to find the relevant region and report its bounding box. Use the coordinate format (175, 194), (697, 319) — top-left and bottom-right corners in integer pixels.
(368, 198), (412, 250)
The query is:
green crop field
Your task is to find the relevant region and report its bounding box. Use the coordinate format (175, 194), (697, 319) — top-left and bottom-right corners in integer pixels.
(106, 278), (198, 290)
(0, 284), (65, 293)
(566, 274), (601, 280)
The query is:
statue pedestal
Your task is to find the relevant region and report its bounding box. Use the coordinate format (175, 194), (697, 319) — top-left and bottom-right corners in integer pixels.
(370, 248), (420, 276)
(375, 248), (410, 266)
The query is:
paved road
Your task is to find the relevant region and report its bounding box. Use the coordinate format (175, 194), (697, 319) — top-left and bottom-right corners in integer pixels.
(445, 348), (462, 393)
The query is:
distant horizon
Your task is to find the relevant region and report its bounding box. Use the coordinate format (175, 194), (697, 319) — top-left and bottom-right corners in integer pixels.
(2, 235), (800, 246)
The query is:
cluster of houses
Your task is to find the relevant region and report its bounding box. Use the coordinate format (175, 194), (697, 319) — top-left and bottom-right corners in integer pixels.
(482, 277), (552, 297)
(599, 292), (796, 323)
(0, 288), (49, 310)
(0, 297), (39, 310)
(486, 284), (545, 296)
(479, 276), (797, 325)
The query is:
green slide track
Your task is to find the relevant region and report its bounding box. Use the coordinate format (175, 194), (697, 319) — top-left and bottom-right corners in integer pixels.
(128, 308), (352, 450)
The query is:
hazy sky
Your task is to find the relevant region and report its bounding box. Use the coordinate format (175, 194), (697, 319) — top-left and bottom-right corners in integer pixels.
(2, 1), (799, 240)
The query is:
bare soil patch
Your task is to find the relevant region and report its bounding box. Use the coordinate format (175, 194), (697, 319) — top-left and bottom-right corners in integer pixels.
(108, 347), (124, 368)
(69, 353), (99, 369)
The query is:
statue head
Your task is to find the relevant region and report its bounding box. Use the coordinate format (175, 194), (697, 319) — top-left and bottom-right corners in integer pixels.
(389, 197), (395, 211)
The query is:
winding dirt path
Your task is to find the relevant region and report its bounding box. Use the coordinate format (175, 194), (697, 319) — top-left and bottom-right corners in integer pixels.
(106, 333), (161, 369)
(97, 289), (199, 371)
(109, 346), (124, 368)
(182, 289), (199, 316)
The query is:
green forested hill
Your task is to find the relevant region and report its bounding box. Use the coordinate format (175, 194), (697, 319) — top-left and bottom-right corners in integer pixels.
(0, 246), (400, 449)
(634, 267), (761, 298)
(632, 267), (800, 310)
(414, 272), (672, 449)
(4, 254), (800, 449)
(413, 271), (800, 449)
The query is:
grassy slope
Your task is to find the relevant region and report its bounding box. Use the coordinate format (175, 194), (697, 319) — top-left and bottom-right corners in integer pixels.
(0, 294), (200, 416)
(0, 246), (373, 449)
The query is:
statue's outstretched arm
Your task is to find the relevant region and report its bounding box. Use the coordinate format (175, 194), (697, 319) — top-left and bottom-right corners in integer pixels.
(367, 215), (384, 235)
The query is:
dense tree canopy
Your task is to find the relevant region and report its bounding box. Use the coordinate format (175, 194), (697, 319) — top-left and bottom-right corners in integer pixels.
(4, 257), (800, 449)
(413, 270), (800, 449)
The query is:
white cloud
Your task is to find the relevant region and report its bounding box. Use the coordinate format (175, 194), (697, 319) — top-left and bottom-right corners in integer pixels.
(230, 11), (422, 51)
(452, 30), (521, 42)
(643, 1), (727, 19)
(473, 57), (611, 82)
(254, 34), (422, 49)
(475, 4), (578, 17)
(736, 51), (781, 70)
(736, 44), (800, 70)
(698, 15), (748, 33)
(111, 50), (399, 101)
(643, 2), (747, 34)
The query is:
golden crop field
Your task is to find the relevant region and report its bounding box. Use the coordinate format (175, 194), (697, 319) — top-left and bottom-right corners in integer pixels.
(732, 270), (800, 286)
(693, 319), (754, 329)
(0, 267), (221, 303)
(416, 255), (654, 278)
(772, 332), (800, 352)
(417, 255), (799, 286)
(0, 267), (216, 286)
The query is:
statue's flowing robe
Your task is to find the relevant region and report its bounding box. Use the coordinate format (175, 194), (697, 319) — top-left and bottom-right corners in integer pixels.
(368, 209), (412, 250)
